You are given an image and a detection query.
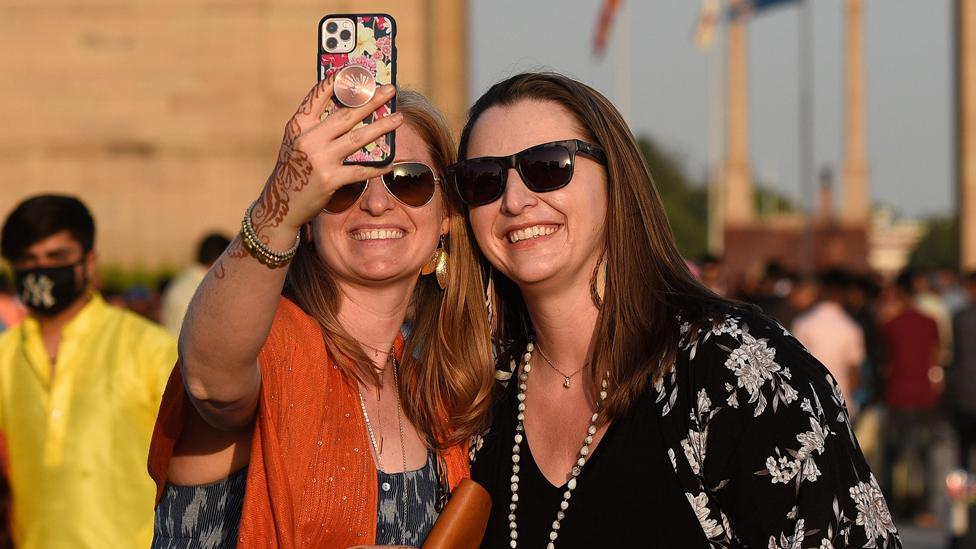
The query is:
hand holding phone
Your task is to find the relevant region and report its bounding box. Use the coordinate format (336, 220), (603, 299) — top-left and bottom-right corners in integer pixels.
(252, 80), (402, 239)
(318, 14), (398, 166)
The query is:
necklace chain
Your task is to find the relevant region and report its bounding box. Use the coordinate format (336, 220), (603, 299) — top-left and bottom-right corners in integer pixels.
(360, 356), (385, 455)
(535, 344), (589, 389)
(358, 347), (409, 544)
(509, 341), (609, 549)
(391, 353), (408, 544)
(360, 340), (392, 356)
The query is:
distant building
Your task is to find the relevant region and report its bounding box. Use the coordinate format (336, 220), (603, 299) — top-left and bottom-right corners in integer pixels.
(867, 207), (925, 278)
(719, 0), (872, 282)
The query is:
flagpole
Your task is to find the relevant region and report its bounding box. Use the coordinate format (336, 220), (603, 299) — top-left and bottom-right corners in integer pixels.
(707, 2), (726, 255)
(798, 0), (815, 274)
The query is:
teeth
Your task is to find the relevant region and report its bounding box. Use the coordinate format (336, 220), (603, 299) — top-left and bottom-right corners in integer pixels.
(352, 228), (405, 241)
(507, 225), (557, 243)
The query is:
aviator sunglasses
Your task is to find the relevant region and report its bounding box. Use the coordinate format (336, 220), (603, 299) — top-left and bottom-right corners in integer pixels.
(447, 139), (607, 207)
(324, 161), (441, 213)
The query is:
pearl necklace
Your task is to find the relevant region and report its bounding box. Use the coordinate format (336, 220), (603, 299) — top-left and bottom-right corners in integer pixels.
(509, 341), (609, 549)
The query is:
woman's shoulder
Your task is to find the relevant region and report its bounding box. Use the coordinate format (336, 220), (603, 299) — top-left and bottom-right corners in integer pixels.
(654, 304), (898, 548)
(259, 296), (329, 374)
(272, 295), (311, 325)
(650, 302), (849, 432)
(265, 296), (322, 345)
(675, 303), (840, 402)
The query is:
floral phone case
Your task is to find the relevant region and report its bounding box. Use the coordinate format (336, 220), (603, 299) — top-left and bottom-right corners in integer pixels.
(318, 14), (397, 166)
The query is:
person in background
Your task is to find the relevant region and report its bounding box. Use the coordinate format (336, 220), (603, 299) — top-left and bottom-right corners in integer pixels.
(780, 273), (817, 328)
(845, 274), (885, 409)
(913, 270), (953, 367)
(0, 194), (177, 548)
(123, 283), (160, 323)
(160, 232), (230, 336)
(947, 271), (976, 471)
(881, 269), (942, 525)
(937, 268), (968, 316)
(698, 254), (726, 297)
(842, 273), (887, 485)
(737, 261), (791, 319)
(791, 269), (866, 418)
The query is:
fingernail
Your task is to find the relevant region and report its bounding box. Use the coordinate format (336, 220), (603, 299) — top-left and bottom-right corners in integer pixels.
(391, 112), (404, 121)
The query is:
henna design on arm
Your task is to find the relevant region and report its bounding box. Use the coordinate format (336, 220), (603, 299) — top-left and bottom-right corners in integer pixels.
(213, 238), (248, 280)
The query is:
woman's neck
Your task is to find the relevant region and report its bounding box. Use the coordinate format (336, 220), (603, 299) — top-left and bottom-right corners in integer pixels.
(336, 278), (416, 370)
(522, 281), (600, 374)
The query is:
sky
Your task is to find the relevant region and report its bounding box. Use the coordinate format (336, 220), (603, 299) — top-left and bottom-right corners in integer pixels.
(470, 0), (954, 219)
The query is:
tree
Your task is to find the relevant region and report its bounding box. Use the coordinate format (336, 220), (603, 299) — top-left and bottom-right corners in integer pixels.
(909, 215), (959, 269)
(636, 136), (708, 260)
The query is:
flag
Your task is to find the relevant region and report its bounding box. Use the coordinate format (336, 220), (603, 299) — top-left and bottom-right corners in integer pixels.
(730, 0), (803, 20)
(593, 0), (622, 57)
(695, 0), (802, 51)
(693, 0), (721, 50)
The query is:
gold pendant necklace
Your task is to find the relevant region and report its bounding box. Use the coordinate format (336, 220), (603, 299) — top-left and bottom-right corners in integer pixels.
(535, 344), (588, 389)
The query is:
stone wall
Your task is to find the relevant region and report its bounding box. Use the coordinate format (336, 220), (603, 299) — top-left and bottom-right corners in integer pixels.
(0, 0), (467, 270)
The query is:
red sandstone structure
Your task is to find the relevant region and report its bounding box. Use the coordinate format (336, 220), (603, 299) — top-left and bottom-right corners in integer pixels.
(0, 0), (467, 271)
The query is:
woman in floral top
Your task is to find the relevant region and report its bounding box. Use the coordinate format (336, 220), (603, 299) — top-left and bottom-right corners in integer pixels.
(449, 72), (901, 548)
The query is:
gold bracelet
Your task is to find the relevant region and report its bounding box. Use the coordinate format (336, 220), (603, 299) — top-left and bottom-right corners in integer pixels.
(240, 203), (300, 268)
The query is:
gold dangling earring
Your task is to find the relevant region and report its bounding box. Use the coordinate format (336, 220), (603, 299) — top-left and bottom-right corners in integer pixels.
(421, 244), (439, 276)
(484, 265), (496, 335)
(434, 236), (448, 290)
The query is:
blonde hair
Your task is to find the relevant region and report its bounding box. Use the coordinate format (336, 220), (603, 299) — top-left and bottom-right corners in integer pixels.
(286, 90), (493, 447)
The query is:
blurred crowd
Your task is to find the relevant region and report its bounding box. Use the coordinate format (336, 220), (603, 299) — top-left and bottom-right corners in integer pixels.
(0, 196), (973, 545)
(699, 255), (976, 534)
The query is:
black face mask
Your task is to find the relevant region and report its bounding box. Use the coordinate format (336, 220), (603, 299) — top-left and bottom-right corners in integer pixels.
(14, 261), (88, 317)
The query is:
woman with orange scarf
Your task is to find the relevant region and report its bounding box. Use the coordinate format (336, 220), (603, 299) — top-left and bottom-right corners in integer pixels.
(147, 80), (493, 548)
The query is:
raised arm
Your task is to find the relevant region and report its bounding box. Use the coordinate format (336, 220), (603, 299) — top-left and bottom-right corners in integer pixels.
(179, 80), (402, 430)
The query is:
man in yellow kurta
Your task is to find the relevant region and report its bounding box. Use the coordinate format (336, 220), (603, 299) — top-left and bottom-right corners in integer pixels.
(0, 194), (177, 549)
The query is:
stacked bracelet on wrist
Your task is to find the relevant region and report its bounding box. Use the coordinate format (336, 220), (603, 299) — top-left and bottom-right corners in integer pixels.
(240, 203), (300, 268)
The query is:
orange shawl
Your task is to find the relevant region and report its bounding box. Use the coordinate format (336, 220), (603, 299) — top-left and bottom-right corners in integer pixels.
(148, 297), (470, 548)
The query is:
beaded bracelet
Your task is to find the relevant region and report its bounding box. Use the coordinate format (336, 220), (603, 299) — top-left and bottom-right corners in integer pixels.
(240, 203), (300, 268)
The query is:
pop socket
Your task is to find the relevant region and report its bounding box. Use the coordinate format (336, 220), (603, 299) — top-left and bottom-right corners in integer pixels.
(333, 64), (376, 108)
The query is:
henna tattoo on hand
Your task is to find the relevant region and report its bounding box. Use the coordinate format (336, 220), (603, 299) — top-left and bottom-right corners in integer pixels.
(298, 77), (330, 116)
(219, 80), (331, 279)
(252, 115), (314, 234)
(210, 82), (330, 284)
(213, 237), (248, 280)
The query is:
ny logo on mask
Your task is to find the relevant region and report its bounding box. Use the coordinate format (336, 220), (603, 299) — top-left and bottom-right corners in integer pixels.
(22, 273), (56, 309)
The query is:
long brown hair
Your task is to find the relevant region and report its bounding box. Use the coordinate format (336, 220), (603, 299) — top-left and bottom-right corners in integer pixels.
(287, 89), (494, 448)
(457, 73), (731, 422)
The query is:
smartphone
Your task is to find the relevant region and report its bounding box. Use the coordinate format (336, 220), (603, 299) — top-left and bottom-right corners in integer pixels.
(318, 13), (397, 166)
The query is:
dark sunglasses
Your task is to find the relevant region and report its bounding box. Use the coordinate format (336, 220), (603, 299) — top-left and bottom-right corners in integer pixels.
(324, 161), (441, 213)
(447, 139), (607, 207)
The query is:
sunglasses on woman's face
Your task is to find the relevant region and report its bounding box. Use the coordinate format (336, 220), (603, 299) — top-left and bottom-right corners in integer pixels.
(323, 161), (442, 214)
(447, 139), (607, 207)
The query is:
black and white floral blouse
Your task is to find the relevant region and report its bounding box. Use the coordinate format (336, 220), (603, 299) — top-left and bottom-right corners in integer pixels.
(474, 306), (902, 549)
